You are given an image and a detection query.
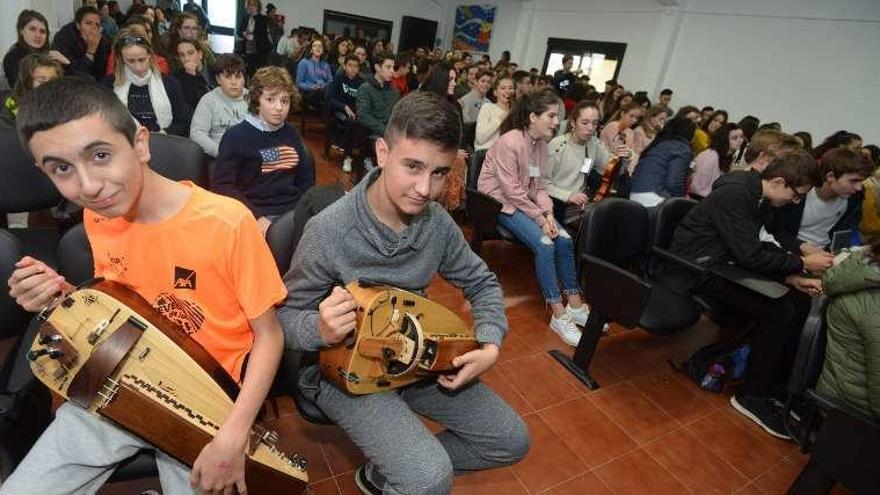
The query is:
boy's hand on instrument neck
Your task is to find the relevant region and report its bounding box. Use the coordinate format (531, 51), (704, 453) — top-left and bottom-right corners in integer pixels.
(189, 428), (248, 494)
(436, 344), (500, 391)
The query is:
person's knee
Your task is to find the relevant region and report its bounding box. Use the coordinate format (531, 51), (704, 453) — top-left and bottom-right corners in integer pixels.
(534, 242), (555, 261)
(500, 415), (531, 463)
(393, 452), (453, 494)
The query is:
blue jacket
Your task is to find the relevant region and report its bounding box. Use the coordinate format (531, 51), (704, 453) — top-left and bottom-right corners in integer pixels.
(296, 58), (333, 91)
(213, 115), (315, 217)
(629, 138), (693, 199)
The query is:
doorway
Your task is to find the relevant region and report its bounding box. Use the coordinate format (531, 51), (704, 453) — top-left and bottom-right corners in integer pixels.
(542, 38), (627, 88)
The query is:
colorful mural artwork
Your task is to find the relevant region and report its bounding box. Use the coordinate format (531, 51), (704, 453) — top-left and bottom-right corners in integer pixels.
(452, 4), (496, 53)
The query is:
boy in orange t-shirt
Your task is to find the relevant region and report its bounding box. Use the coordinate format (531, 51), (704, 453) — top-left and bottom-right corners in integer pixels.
(5, 78), (286, 494)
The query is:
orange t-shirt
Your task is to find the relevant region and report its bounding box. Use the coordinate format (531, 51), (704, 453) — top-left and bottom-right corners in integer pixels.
(84, 182), (287, 382)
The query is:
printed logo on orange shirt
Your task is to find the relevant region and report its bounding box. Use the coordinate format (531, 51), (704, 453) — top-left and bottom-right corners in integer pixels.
(174, 266), (197, 290)
(155, 292), (205, 335)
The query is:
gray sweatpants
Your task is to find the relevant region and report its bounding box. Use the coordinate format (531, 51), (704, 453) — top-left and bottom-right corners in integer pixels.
(298, 366), (530, 495)
(0, 403), (196, 495)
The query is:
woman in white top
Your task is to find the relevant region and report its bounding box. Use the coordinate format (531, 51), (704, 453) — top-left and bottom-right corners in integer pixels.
(474, 74), (514, 150)
(689, 123), (744, 199)
(546, 101), (630, 228)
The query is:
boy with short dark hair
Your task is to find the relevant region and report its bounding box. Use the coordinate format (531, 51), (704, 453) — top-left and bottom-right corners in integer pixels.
(213, 65), (315, 235)
(278, 92), (529, 494)
(458, 69), (492, 124)
(769, 147), (872, 253)
(669, 151), (833, 439)
(189, 53), (248, 157)
(552, 54), (577, 96)
(326, 53), (364, 171)
(4, 78), (286, 493)
(355, 52), (400, 139)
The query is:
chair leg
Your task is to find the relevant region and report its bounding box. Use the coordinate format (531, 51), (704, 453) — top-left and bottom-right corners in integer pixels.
(549, 310), (606, 390)
(787, 459), (835, 495)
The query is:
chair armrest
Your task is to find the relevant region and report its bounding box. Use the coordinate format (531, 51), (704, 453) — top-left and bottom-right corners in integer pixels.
(651, 247), (707, 275)
(706, 263), (790, 299)
(465, 188), (503, 238)
(581, 254), (650, 328)
(805, 389), (880, 428)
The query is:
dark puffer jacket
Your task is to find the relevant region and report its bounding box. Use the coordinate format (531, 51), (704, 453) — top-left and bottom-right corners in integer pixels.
(817, 249), (880, 420)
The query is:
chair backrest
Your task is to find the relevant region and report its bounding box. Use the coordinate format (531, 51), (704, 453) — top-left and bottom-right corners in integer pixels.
(466, 149), (488, 191)
(148, 133), (209, 189)
(57, 223), (95, 286)
(653, 198), (698, 250)
(0, 229), (31, 339)
(0, 129), (63, 214)
(580, 198), (650, 266)
(788, 295), (830, 398)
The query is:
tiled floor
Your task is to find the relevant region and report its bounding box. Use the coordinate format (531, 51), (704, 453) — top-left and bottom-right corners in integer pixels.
(11, 116), (843, 494)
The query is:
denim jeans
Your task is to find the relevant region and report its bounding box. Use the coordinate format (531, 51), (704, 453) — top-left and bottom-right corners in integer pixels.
(498, 209), (580, 304)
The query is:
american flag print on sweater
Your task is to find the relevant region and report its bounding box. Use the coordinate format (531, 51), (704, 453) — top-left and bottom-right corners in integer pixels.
(259, 145), (300, 174)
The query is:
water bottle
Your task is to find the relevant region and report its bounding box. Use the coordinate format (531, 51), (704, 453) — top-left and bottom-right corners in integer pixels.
(700, 363), (726, 392)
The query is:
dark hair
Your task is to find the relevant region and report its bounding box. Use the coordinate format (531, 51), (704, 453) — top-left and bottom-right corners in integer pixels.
(344, 54), (360, 66)
(569, 100), (600, 125)
(869, 235), (880, 262)
(373, 51), (394, 68)
(701, 109), (728, 132)
(500, 88), (560, 134)
(633, 91), (651, 107)
(660, 88), (673, 96)
(475, 69), (493, 81)
(863, 144), (880, 169)
(421, 62), (454, 98)
(708, 123), (742, 173)
(394, 53), (413, 71)
(74, 5), (100, 25)
(737, 115), (760, 140)
(385, 92), (461, 151)
(760, 149), (821, 189)
(701, 106), (714, 113)
(562, 54), (573, 64)
(793, 131), (813, 152)
(813, 131), (862, 160)
(819, 148), (873, 179)
(15, 10), (50, 50)
(673, 105), (699, 120)
(757, 122), (782, 132)
(17, 77), (137, 148)
(641, 116), (697, 157)
(12, 53), (62, 101)
(512, 70), (530, 85)
(212, 53), (246, 78)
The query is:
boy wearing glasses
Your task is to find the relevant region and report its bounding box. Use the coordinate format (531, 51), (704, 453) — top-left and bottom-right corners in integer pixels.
(667, 151), (832, 440)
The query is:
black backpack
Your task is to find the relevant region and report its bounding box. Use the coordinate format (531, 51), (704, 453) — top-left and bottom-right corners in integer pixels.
(671, 339), (751, 393)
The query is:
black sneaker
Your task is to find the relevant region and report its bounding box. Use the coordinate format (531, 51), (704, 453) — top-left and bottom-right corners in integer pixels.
(730, 394), (792, 440)
(355, 464), (382, 495)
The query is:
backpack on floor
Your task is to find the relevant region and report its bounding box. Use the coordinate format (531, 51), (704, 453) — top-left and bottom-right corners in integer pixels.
(670, 341), (750, 393)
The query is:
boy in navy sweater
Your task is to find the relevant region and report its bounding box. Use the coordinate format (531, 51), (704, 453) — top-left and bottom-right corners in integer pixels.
(325, 54), (364, 168)
(214, 66), (315, 234)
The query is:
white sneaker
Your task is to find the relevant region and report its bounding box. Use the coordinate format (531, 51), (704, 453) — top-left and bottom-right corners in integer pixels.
(342, 157), (353, 172)
(566, 304), (589, 326)
(550, 314), (581, 347)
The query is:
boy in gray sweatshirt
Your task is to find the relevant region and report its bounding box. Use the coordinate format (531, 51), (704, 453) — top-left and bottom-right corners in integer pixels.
(278, 92), (529, 495)
(189, 54), (248, 157)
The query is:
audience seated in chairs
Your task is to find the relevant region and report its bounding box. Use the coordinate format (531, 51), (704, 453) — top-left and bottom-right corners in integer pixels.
(815, 238), (880, 421)
(105, 15), (171, 76)
(355, 52), (399, 142)
(101, 27), (190, 136)
(163, 11), (213, 69)
(628, 116), (696, 208)
(689, 123), (745, 200)
(0, 54), (63, 129)
(213, 66), (315, 236)
(171, 38), (215, 112)
(295, 38), (332, 112)
(189, 54), (248, 158)
(3, 10), (70, 88)
(51, 6), (110, 81)
(325, 54), (364, 171)
(478, 89), (589, 347)
(631, 104), (671, 155)
(664, 151), (834, 439)
(768, 148), (872, 254)
(736, 128), (801, 173)
(474, 74), (514, 151)
(545, 101), (629, 230)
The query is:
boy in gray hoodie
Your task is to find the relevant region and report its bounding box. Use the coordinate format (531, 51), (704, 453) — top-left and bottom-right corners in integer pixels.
(278, 92), (529, 495)
(190, 54), (248, 157)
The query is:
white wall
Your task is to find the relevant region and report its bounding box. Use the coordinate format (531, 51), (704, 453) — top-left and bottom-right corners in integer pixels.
(661, 0), (880, 143)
